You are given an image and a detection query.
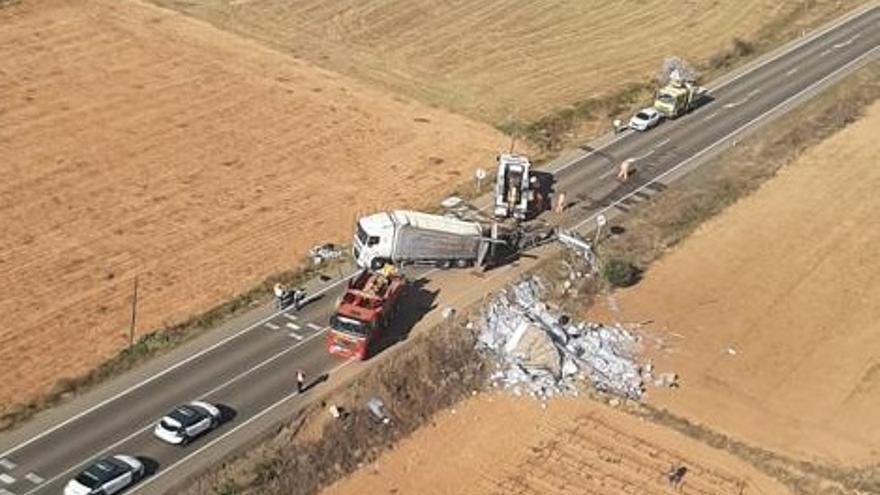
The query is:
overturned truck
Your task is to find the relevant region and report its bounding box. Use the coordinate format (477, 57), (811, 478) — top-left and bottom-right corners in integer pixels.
(353, 210), (554, 270)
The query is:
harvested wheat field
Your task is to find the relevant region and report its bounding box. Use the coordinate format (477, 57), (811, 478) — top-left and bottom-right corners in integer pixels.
(0, 0), (505, 413)
(151, 0), (863, 123)
(323, 394), (789, 495)
(596, 99), (880, 465)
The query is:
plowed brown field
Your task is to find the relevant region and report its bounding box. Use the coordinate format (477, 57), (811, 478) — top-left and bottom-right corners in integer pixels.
(323, 395), (790, 495)
(0, 0), (505, 413)
(150, 0), (863, 123)
(598, 100), (880, 464)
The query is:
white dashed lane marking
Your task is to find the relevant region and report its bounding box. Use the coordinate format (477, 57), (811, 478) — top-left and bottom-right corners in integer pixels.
(0, 459), (14, 470)
(23, 473), (43, 485)
(0, 474), (14, 485)
(287, 332), (303, 341)
(283, 313), (298, 321)
(0, 488), (16, 495)
(264, 322), (280, 330)
(786, 67), (799, 76)
(285, 322), (300, 331)
(307, 323), (322, 331)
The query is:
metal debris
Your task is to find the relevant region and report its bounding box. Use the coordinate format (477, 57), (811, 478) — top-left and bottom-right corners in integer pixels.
(309, 243), (342, 265)
(478, 276), (650, 400)
(366, 397), (391, 425)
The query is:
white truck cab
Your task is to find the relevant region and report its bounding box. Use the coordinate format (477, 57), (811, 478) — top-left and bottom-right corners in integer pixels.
(354, 212), (396, 269)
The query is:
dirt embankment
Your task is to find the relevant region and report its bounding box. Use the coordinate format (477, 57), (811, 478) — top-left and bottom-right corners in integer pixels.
(324, 395), (790, 495)
(0, 0), (505, 415)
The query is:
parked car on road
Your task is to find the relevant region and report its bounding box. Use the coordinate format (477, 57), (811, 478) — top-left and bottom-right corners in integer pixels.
(64, 455), (144, 495)
(153, 401), (221, 445)
(628, 107), (662, 131)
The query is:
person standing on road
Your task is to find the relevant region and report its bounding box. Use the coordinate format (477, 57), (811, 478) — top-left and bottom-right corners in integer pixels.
(296, 369), (306, 394)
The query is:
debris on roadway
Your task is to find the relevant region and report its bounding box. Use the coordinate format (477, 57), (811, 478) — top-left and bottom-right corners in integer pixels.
(478, 276), (663, 401)
(309, 243), (342, 265)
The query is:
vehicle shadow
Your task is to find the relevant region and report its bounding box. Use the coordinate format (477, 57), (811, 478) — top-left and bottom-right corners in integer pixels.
(303, 373), (330, 393)
(136, 456), (160, 478)
(215, 403), (237, 425)
(368, 277), (439, 358)
(527, 170), (556, 220)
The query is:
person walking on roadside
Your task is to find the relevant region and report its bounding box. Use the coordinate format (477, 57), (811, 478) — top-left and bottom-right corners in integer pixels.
(617, 158), (634, 182)
(296, 369), (306, 394)
(554, 191), (567, 214)
(292, 287), (307, 311)
(273, 283), (287, 310)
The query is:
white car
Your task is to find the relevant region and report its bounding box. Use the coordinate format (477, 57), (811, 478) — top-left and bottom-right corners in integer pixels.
(628, 107), (662, 131)
(64, 455), (144, 495)
(153, 401), (221, 445)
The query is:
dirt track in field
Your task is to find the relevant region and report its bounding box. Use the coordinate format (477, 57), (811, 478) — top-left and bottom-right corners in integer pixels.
(0, 0), (505, 413)
(149, 0), (865, 124)
(595, 99), (880, 465)
(323, 394), (789, 495)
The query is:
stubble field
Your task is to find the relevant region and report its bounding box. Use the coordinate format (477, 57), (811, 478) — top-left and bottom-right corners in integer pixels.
(0, 0), (505, 414)
(151, 0), (863, 124)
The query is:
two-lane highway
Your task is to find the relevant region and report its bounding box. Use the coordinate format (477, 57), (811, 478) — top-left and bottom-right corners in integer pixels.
(0, 3), (877, 494)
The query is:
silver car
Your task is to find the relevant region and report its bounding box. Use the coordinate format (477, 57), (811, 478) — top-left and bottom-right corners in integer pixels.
(628, 107), (662, 131)
(153, 401), (221, 445)
(64, 455), (144, 495)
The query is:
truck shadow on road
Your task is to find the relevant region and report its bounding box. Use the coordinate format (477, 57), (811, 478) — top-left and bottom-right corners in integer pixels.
(368, 277), (439, 358)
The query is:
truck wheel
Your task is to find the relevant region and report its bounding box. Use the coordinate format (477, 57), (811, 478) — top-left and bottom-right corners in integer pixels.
(455, 259), (470, 268)
(437, 260), (453, 269)
(370, 258), (388, 270)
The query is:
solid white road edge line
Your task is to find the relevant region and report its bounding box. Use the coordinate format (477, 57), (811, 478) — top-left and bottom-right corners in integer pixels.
(127, 359), (355, 494)
(572, 45), (880, 233)
(0, 272), (358, 460)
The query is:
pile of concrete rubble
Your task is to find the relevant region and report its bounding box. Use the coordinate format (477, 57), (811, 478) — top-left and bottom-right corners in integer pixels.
(477, 277), (651, 400)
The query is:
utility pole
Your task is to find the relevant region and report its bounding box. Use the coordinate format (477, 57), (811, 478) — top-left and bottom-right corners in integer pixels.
(129, 276), (138, 349)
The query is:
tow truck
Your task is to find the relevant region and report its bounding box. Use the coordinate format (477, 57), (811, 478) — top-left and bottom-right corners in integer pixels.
(327, 267), (405, 360)
(494, 153), (534, 220)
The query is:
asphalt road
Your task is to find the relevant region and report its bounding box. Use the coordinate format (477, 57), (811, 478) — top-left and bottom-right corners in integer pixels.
(0, 5), (878, 494)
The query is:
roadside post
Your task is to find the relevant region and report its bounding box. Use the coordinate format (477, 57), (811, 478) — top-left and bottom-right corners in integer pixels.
(594, 214), (607, 246)
(474, 167), (487, 192)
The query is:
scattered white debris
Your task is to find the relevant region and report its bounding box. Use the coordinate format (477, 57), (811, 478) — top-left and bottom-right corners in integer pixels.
(441, 196), (464, 209)
(367, 397), (391, 425)
(726, 346), (737, 356)
(309, 243), (342, 265)
(556, 229), (598, 271)
(478, 277), (663, 401)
